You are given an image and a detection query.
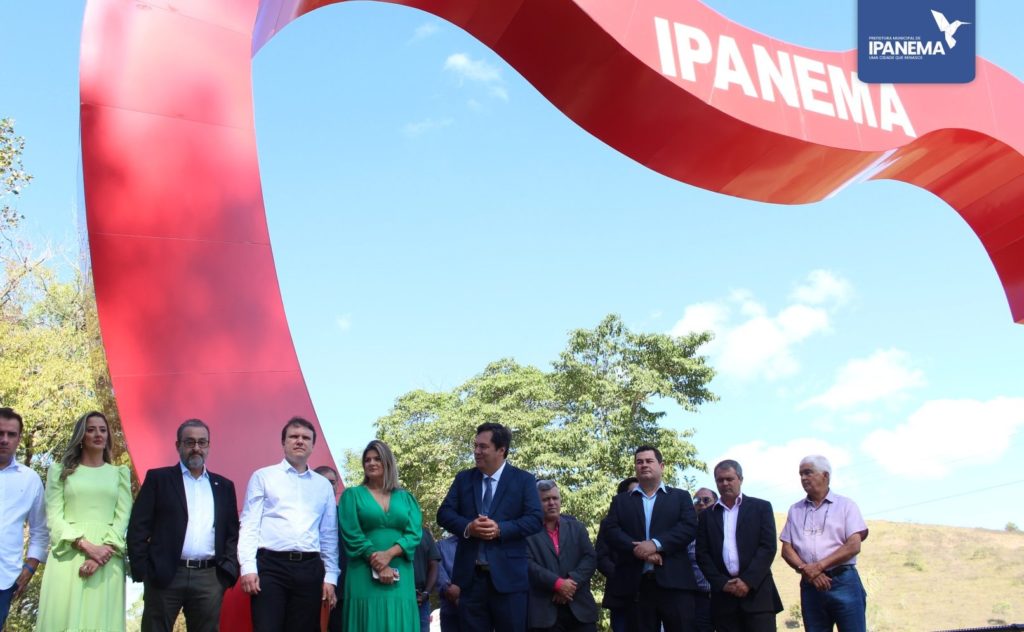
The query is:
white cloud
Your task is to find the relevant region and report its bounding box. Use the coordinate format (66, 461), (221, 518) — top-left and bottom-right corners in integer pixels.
(401, 117), (453, 137)
(713, 437), (853, 496)
(444, 53), (501, 83)
(862, 397), (1024, 479)
(335, 314), (352, 332)
(791, 269), (853, 306)
(409, 22), (438, 43)
(444, 53), (508, 102)
(669, 274), (844, 381)
(801, 349), (926, 410)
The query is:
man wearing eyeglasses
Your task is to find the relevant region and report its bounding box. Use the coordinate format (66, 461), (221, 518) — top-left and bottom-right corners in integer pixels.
(779, 455), (868, 632)
(688, 488), (717, 632)
(695, 461), (782, 632)
(127, 419), (240, 631)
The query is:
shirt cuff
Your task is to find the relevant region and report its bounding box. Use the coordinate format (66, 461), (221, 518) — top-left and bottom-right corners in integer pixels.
(553, 578), (565, 591)
(324, 572), (338, 585)
(241, 561), (258, 576)
(652, 538), (663, 551)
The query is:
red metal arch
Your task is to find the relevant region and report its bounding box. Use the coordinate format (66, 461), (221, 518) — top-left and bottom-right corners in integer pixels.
(79, 0), (1024, 626)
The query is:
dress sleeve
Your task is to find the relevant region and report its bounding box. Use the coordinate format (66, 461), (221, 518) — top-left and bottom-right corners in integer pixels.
(339, 487), (374, 561)
(44, 463), (84, 559)
(394, 490), (423, 561)
(103, 465), (133, 554)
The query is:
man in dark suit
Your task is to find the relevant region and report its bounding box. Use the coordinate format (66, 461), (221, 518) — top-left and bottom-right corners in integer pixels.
(602, 445), (698, 632)
(695, 460), (783, 632)
(437, 422), (544, 632)
(525, 479), (598, 632)
(127, 418), (240, 632)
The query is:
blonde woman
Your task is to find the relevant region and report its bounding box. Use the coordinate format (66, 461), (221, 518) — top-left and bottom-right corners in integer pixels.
(339, 439), (422, 631)
(36, 411), (132, 632)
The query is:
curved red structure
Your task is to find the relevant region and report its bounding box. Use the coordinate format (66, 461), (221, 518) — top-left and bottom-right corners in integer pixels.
(79, 0), (1024, 626)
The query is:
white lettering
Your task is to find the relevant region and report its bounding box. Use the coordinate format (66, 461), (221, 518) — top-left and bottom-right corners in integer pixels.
(752, 45), (799, 107)
(654, 18), (677, 77)
(673, 22), (713, 82)
(713, 35), (757, 97)
(880, 83), (916, 137)
(793, 54), (835, 118)
(827, 66), (877, 127)
(868, 40), (946, 56)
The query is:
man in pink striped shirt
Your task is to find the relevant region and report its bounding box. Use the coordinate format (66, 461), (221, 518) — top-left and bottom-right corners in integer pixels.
(780, 455), (868, 632)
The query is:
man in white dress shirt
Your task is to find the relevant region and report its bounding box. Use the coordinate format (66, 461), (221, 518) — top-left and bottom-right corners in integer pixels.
(127, 418), (240, 632)
(0, 407), (48, 629)
(239, 416), (339, 632)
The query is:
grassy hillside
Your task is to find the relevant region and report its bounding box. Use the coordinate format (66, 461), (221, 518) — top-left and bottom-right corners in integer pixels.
(770, 516), (1024, 631)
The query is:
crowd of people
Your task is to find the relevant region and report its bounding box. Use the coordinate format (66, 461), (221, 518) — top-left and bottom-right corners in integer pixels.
(0, 406), (869, 632)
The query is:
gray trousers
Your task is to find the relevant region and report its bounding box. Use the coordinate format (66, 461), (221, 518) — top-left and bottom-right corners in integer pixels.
(141, 566), (225, 632)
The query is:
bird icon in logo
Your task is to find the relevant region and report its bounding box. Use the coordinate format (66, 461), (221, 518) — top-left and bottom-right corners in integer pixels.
(931, 10), (971, 49)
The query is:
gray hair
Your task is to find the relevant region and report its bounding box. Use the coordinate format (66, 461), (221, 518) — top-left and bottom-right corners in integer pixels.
(537, 479), (558, 493)
(177, 418), (210, 443)
(799, 454), (832, 475)
(713, 459), (743, 479)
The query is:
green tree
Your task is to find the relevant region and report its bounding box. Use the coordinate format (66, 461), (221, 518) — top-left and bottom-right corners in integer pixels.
(355, 314), (717, 537)
(0, 120), (126, 632)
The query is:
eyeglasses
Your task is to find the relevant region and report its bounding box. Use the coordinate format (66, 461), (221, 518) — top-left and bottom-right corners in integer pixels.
(180, 439), (209, 448)
(694, 497), (714, 506)
(803, 504), (830, 535)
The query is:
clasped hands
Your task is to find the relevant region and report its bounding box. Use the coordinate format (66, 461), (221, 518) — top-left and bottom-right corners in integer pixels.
(369, 549), (399, 585)
(631, 540), (663, 567)
(552, 578), (578, 605)
(467, 515), (501, 541)
(723, 577), (750, 598)
(797, 562), (832, 592)
(77, 538), (116, 578)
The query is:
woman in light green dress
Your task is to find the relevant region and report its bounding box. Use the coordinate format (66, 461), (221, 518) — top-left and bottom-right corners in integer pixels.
(36, 411), (132, 632)
(339, 439), (422, 632)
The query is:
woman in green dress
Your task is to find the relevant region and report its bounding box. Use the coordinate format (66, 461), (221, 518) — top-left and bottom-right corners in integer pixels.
(339, 439), (422, 631)
(36, 411), (132, 632)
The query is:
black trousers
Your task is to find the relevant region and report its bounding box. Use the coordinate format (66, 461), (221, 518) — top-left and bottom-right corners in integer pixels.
(251, 551), (325, 632)
(141, 566), (225, 632)
(712, 607), (777, 632)
(629, 575), (696, 632)
(529, 604), (598, 632)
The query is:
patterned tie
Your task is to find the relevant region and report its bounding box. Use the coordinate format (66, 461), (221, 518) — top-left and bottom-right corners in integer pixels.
(482, 476), (494, 515)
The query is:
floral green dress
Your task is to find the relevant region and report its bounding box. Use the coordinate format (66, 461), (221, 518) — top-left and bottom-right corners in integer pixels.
(36, 462), (132, 632)
(339, 486), (422, 632)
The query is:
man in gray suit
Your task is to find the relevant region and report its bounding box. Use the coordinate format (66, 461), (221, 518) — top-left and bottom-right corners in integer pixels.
(525, 480), (598, 632)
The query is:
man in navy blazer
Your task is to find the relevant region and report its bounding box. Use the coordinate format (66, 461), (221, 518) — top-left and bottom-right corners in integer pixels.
(602, 445), (698, 632)
(695, 460), (782, 632)
(127, 419), (240, 632)
(437, 422), (544, 632)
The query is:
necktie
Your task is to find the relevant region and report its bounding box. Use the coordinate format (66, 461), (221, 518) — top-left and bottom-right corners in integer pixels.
(482, 476), (494, 515)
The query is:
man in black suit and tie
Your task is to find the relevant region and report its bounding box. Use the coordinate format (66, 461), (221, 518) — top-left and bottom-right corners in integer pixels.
(437, 422), (544, 632)
(602, 445), (698, 632)
(695, 460), (783, 632)
(525, 479), (598, 632)
(127, 419), (240, 632)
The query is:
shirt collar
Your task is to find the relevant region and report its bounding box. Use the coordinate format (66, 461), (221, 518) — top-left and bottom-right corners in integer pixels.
(179, 461), (208, 480)
(631, 482), (667, 498)
(0, 457), (23, 472)
(803, 490), (834, 506)
(482, 460), (507, 483)
(278, 458), (312, 477)
(715, 493), (743, 510)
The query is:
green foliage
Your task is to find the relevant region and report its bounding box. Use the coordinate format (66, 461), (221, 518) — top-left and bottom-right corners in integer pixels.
(0, 122), (125, 631)
(1006, 521), (1021, 533)
(355, 314), (717, 537)
(1, 118), (32, 231)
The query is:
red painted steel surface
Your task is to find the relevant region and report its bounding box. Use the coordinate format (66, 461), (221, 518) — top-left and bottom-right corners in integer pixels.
(79, 0), (1024, 626)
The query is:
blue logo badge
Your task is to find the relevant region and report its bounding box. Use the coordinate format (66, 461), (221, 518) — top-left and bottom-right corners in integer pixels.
(858, 0), (975, 83)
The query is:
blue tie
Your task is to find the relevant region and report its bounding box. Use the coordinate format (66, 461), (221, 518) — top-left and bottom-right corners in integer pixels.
(482, 476), (494, 515)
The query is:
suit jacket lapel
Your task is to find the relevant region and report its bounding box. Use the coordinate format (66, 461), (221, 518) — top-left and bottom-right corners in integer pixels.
(488, 465), (511, 515)
(170, 464), (188, 513)
(471, 469), (483, 516)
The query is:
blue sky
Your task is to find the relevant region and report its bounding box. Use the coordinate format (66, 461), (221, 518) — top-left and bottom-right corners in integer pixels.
(3, 1), (1022, 530)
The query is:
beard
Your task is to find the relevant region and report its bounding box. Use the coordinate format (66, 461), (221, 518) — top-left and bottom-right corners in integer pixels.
(185, 454), (205, 469)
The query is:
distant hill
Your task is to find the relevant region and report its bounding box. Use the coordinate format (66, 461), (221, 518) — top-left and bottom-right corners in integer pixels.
(770, 515), (1024, 631)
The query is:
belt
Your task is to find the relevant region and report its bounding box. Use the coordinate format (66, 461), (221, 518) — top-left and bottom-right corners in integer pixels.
(258, 548), (320, 561)
(474, 564), (490, 574)
(179, 558), (215, 569)
(824, 564), (855, 578)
